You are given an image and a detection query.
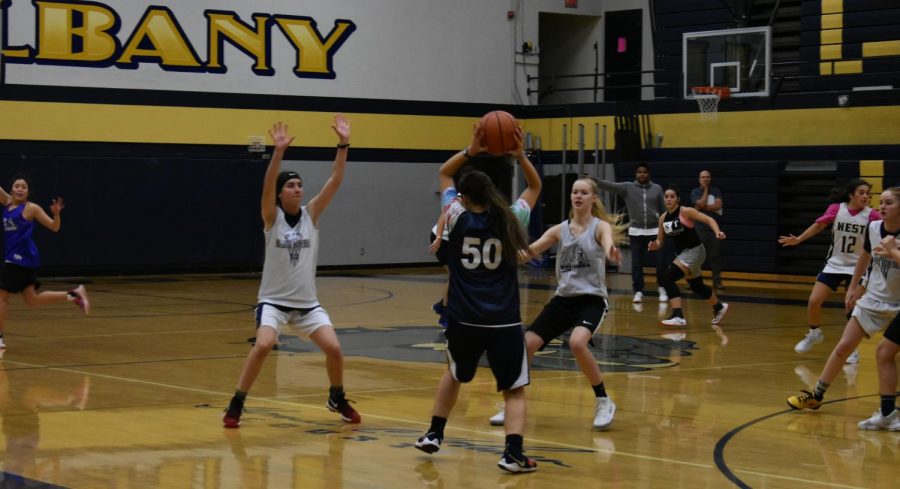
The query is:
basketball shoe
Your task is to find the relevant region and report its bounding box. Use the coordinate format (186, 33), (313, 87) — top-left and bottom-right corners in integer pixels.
(794, 328), (824, 353)
(593, 397), (616, 430)
(489, 407), (505, 426)
(223, 398), (243, 428)
(414, 432), (442, 454)
(858, 410), (900, 431)
(68, 285), (90, 314)
(498, 449), (537, 473)
(327, 393), (361, 423)
(787, 390), (822, 410)
(711, 303), (729, 325)
(660, 316), (687, 327)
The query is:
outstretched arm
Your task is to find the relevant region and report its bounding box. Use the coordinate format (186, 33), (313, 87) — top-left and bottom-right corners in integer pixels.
(529, 224), (562, 257)
(648, 213), (666, 250)
(0, 187), (10, 206)
(261, 122), (296, 229)
(511, 128), (542, 209)
(683, 206), (725, 239)
(29, 199), (63, 232)
(308, 114), (351, 226)
(778, 221), (827, 247)
(596, 220), (621, 264)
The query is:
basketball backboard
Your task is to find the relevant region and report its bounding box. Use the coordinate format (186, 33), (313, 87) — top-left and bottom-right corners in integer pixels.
(683, 26), (771, 99)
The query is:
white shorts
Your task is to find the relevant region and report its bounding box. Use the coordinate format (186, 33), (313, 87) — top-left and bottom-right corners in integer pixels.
(851, 295), (900, 337)
(676, 245), (706, 278)
(256, 303), (332, 339)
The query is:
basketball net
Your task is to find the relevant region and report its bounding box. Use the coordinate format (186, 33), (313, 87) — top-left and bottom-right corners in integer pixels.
(691, 87), (730, 122)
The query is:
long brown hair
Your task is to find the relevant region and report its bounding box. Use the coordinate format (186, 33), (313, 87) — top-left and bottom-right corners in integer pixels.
(570, 177), (628, 245)
(457, 170), (529, 264)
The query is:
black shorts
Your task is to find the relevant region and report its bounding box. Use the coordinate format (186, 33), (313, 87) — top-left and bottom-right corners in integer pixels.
(883, 312), (900, 345)
(444, 320), (529, 392)
(816, 272), (851, 292)
(527, 295), (609, 349)
(0, 263), (40, 293)
(430, 232), (448, 266)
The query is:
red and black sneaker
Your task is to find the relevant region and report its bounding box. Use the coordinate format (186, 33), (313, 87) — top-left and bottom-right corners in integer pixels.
(327, 395), (361, 423)
(223, 400), (243, 428)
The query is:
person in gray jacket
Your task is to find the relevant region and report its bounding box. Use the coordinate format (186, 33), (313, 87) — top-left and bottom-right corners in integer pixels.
(596, 163), (671, 303)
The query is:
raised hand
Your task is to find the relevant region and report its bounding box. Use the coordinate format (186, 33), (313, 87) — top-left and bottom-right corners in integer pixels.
(509, 126), (526, 158)
(268, 122), (295, 152)
(50, 197), (65, 215)
(467, 121), (488, 156)
(332, 114), (350, 145)
(777, 234), (799, 247)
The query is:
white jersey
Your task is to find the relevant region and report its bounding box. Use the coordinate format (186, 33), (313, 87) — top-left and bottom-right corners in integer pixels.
(862, 220), (900, 303)
(823, 203), (872, 275)
(258, 206), (319, 308)
(555, 218), (607, 298)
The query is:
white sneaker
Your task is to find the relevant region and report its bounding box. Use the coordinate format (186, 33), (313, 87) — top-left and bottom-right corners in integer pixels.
(711, 303), (729, 325)
(632, 291), (643, 303)
(794, 328), (824, 353)
(0, 336), (5, 349)
(845, 349), (860, 364)
(593, 397), (616, 430)
(660, 316), (687, 327)
(489, 408), (505, 426)
(658, 288), (669, 303)
(858, 410), (900, 431)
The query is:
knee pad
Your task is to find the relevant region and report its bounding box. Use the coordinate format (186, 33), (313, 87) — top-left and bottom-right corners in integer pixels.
(687, 277), (712, 300)
(662, 265), (684, 299)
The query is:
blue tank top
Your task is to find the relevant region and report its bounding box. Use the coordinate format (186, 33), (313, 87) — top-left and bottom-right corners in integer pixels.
(3, 204), (40, 268)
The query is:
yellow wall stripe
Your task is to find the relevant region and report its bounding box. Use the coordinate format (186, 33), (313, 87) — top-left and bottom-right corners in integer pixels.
(860, 160), (884, 206)
(819, 62), (834, 75)
(821, 0), (843, 15)
(820, 28), (842, 45)
(820, 44), (842, 60)
(863, 40), (900, 58)
(821, 13), (843, 30)
(832, 60), (863, 74)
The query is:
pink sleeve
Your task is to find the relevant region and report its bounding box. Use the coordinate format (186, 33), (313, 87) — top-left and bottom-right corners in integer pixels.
(814, 203), (840, 225)
(868, 209), (882, 221)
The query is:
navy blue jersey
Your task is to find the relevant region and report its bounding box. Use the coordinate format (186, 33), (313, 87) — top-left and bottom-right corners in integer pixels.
(3, 204), (39, 268)
(442, 188), (530, 327)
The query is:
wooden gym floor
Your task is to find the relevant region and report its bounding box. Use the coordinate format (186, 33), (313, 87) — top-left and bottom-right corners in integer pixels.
(0, 268), (896, 489)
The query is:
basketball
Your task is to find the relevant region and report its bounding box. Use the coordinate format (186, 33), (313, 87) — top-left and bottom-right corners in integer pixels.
(479, 110), (518, 156)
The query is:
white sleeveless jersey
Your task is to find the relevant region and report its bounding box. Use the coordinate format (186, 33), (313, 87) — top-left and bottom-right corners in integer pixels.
(823, 203), (871, 275)
(258, 206), (319, 308)
(863, 220), (900, 303)
(555, 218), (607, 298)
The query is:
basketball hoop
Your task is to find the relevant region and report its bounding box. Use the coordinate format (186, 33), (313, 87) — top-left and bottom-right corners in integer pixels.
(691, 86), (731, 122)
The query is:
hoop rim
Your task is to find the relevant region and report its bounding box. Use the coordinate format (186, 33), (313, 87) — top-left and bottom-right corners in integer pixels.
(691, 86), (731, 99)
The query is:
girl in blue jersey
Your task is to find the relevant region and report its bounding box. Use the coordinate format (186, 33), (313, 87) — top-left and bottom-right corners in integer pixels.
(223, 117), (360, 428)
(415, 122), (542, 474)
(649, 185), (727, 327)
(0, 175), (90, 349)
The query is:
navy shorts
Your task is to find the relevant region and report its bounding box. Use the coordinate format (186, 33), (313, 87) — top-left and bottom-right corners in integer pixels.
(816, 272), (851, 292)
(0, 263), (40, 294)
(444, 320), (529, 392)
(527, 295), (609, 349)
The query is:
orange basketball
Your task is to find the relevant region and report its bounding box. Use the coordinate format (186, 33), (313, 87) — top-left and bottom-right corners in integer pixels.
(479, 110), (518, 156)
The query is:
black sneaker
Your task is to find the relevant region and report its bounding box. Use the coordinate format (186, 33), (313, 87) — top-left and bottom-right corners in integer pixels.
(498, 448), (537, 473)
(414, 432), (442, 454)
(327, 395), (361, 423)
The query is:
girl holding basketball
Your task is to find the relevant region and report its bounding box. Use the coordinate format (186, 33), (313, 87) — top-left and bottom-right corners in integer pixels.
(778, 179), (879, 361)
(488, 176), (627, 430)
(786, 187), (900, 425)
(0, 175), (90, 349)
(223, 116), (361, 428)
(414, 120), (542, 474)
(649, 185), (728, 327)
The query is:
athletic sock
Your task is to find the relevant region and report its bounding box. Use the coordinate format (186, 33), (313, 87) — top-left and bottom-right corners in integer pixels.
(809, 325), (819, 330)
(813, 380), (829, 400)
(429, 416), (447, 439)
(592, 382), (607, 398)
(712, 302), (723, 314)
(672, 308), (683, 318)
(505, 433), (524, 452)
(881, 395), (897, 417)
(329, 385), (344, 402)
